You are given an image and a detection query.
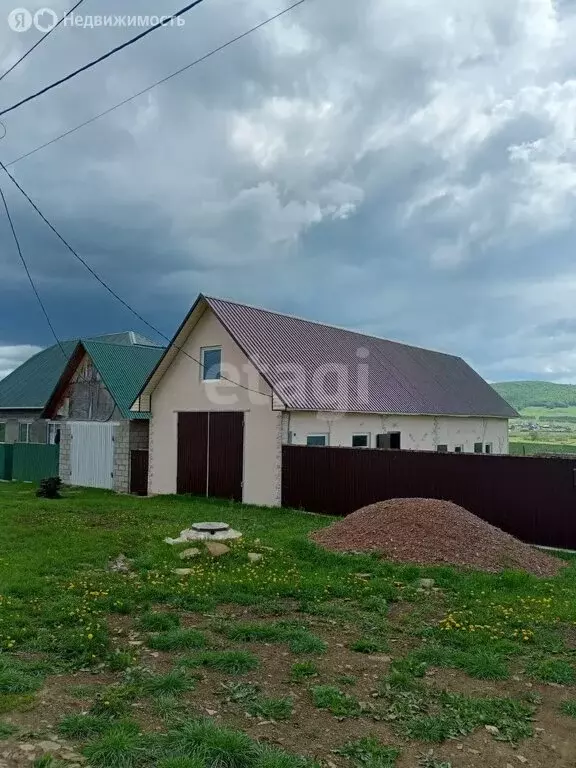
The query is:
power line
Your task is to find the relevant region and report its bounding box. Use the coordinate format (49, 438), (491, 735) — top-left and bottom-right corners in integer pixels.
(0, 0), (211, 118)
(0, 183), (66, 358)
(6, 0), (309, 168)
(0, 161), (273, 399)
(0, 0), (87, 84)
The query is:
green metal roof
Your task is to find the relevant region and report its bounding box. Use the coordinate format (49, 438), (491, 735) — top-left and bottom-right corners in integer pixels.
(81, 341), (165, 419)
(0, 332), (160, 410)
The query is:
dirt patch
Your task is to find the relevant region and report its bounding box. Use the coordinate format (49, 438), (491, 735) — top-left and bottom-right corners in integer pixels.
(311, 498), (563, 576)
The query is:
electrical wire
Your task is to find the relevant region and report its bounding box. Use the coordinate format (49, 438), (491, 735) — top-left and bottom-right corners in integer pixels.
(0, 0), (211, 118)
(0, 183), (67, 359)
(0, 0), (87, 84)
(5, 0), (309, 168)
(0, 161), (273, 399)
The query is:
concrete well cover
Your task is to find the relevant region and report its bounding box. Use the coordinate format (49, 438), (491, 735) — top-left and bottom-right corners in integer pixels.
(192, 522), (230, 534)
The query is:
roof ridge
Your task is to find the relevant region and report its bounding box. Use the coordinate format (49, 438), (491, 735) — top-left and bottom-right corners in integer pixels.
(204, 295), (461, 361)
(82, 339), (165, 349)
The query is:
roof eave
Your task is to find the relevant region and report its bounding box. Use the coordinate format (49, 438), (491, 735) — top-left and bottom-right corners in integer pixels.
(284, 406), (516, 419)
(0, 406), (42, 410)
(41, 342), (86, 419)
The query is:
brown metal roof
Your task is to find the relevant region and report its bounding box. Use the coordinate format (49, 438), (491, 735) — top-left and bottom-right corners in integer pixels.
(203, 296), (518, 418)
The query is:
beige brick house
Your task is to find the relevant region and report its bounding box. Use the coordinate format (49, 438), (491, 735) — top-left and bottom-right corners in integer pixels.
(132, 294), (517, 507)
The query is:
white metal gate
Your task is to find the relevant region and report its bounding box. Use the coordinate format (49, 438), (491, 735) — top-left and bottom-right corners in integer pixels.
(70, 422), (117, 489)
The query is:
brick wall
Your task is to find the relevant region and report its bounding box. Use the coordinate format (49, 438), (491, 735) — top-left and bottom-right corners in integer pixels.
(273, 411), (283, 506)
(113, 421), (130, 493)
(58, 424), (72, 483)
(129, 420), (149, 451)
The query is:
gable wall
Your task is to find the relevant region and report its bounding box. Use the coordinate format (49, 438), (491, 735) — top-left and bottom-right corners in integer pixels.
(149, 307), (282, 506)
(54, 353), (120, 421)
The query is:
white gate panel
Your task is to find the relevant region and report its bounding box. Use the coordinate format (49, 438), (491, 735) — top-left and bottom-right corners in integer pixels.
(70, 422), (116, 489)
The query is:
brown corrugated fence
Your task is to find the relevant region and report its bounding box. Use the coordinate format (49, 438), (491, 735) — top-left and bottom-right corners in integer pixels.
(282, 446), (576, 550)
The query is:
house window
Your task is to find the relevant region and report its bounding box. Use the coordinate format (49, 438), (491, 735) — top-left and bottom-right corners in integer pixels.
(47, 423), (60, 445)
(437, 444), (448, 453)
(201, 347), (222, 381)
(389, 432), (401, 450)
(474, 442), (483, 454)
(485, 443), (493, 455)
(307, 434), (328, 447)
(18, 422), (31, 443)
(0, 423), (5, 443)
(454, 445), (463, 454)
(352, 434), (370, 448)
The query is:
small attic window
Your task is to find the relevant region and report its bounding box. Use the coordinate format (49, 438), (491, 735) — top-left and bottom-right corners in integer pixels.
(201, 347), (222, 381)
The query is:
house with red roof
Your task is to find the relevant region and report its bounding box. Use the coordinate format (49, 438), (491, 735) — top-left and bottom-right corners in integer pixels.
(132, 294), (517, 506)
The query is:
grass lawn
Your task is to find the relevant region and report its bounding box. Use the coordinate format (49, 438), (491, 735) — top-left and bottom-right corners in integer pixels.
(509, 441), (576, 456)
(1, 484), (576, 767)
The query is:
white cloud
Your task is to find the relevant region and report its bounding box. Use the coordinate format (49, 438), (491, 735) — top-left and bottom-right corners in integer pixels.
(0, 346), (42, 381)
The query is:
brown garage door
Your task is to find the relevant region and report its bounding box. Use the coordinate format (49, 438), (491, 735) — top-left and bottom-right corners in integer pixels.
(177, 411), (244, 501)
(177, 412), (208, 495)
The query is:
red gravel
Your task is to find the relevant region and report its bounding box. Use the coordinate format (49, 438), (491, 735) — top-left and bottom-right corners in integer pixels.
(311, 498), (564, 576)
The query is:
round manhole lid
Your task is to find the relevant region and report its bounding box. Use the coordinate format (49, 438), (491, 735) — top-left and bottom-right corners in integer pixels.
(191, 522), (230, 533)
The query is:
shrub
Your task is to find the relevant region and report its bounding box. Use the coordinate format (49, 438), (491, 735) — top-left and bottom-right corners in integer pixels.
(36, 477), (62, 499)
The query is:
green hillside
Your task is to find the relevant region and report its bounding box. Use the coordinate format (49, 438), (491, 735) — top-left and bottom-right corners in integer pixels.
(492, 381), (576, 411)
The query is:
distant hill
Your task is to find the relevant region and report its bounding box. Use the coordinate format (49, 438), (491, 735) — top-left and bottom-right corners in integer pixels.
(492, 381), (576, 411)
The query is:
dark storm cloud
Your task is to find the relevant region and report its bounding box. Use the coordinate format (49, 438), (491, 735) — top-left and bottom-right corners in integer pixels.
(1, 0), (576, 382)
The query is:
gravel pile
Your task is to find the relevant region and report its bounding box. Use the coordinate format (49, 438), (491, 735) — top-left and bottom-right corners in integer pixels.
(311, 497), (563, 576)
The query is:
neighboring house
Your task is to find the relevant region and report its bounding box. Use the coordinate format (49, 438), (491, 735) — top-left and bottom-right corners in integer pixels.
(132, 294), (518, 507)
(42, 339), (164, 492)
(0, 332), (159, 447)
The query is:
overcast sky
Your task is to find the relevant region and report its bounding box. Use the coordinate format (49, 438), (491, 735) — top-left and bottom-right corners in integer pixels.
(1, 0), (576, 382)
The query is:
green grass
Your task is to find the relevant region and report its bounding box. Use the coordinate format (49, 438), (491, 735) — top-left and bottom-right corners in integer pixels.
(509, 441), (576, 456)
(138, 611), (181, 632)
(58, 712), (118, 739)
(142, 670), (195, 696)
(0, 656), (45, 693)
(220, 621), (326, 655)
(334, 737), (400, 767)
(89, 684), (138, 719)
(107, 650), (137, 672)
(157, 759), (207, 768)
(350, 637), (388, 654)
(82, 723), (147, 768)
(181, 650), (260, 675)
(33, 758), (67, 768)
(290, 661), (319, 682)
(246, 695), (294, 720)
(409, 644), (510, 680)
(166, 719), (258, 768)
(1, 483), (576, 763)
(0, 693), (36, 713)
(0, 721), (16, 739)
(311, 685), (362, 717)
(560, 699), (576, 717)
(254, 745), (315, 768)
(526, 659), (576, 684)
(147, 629), (208, 652)
(221, 682), (261, 703)
(378, 674), (534, 744)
